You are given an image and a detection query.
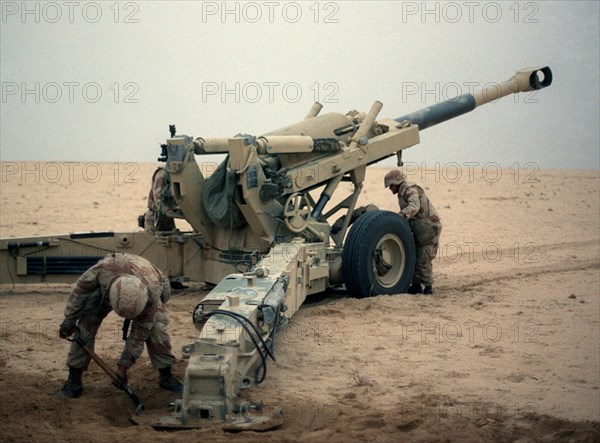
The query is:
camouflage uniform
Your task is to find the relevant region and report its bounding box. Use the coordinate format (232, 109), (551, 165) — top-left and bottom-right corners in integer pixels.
(144, 167), (176, 234)
(62, 253), (176, 370)
(397, 181), (442, 286)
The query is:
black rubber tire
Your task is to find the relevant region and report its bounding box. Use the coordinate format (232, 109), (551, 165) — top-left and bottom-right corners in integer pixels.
(342, 210), (416, 298)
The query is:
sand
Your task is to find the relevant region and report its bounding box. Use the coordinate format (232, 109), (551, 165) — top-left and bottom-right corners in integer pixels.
(0, 161), (599, 442)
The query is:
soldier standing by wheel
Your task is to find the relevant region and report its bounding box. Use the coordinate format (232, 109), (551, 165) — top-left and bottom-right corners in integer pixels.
(384, 169), (442, 294)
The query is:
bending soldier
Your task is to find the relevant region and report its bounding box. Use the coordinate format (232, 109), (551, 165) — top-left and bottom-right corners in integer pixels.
(56, 253), (183, 398)
(384, 170), (442, 295)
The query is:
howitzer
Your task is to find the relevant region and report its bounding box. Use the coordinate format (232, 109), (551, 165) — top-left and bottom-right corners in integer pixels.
(0, 67), (552, 428)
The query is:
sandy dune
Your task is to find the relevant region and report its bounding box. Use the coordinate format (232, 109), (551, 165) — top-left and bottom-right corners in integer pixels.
(1, 162), (599, 442)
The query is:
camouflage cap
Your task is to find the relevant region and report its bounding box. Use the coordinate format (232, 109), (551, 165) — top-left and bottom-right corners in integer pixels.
(384, 169), (406, 187)
(109, 275), (149, 319)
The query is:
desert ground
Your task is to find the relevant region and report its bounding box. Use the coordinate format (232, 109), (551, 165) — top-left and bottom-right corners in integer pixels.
(0, 161), (599, 442)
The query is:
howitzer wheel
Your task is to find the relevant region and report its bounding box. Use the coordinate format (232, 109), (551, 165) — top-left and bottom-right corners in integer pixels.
(342, 210), (416, 298)
(283, 193), (311, 233)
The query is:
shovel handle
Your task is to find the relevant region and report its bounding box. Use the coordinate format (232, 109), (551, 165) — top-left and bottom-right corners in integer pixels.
(63, 326), (144, 414)
(64, 327), (122, 385)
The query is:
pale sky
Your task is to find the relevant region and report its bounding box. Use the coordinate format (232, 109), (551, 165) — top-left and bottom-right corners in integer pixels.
(1, 1), (599, 169)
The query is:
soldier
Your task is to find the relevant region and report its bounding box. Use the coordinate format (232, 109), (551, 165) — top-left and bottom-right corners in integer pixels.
(142, 166), (177, 235)
(56, 253), (183, 398)
(384, 169), (442, 295)
(140, 167), (189, 289)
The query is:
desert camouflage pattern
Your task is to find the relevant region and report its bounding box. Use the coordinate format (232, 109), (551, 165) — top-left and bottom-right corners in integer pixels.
(109, 275), (149, 319)
(397, 181), (442, 286)
(63, 253), (175, 369)
(384, 169), (406, 187)
(144, 167), (176, 234)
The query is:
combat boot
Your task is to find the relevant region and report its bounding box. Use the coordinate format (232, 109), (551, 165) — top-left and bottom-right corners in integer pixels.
(407, 283), (422, 294)
(158, 367), (184, 394)
(423, 286), (433, 295)
(56, 367), (83, 398)
(169, 279), (189, 290)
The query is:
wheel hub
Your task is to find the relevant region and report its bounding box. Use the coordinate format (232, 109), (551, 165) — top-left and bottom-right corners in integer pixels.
(373, 233), (405, 288)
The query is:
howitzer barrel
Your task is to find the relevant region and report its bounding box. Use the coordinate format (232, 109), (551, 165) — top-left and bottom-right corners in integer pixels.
(394, 66), (552, 130)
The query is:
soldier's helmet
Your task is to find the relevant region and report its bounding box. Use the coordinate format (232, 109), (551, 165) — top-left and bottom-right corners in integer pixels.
(384, 170), (406, 188)
(109, 275), (149, 319)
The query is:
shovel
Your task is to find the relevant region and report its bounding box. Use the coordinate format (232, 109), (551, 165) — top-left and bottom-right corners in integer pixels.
(64, 326), (144, 415)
